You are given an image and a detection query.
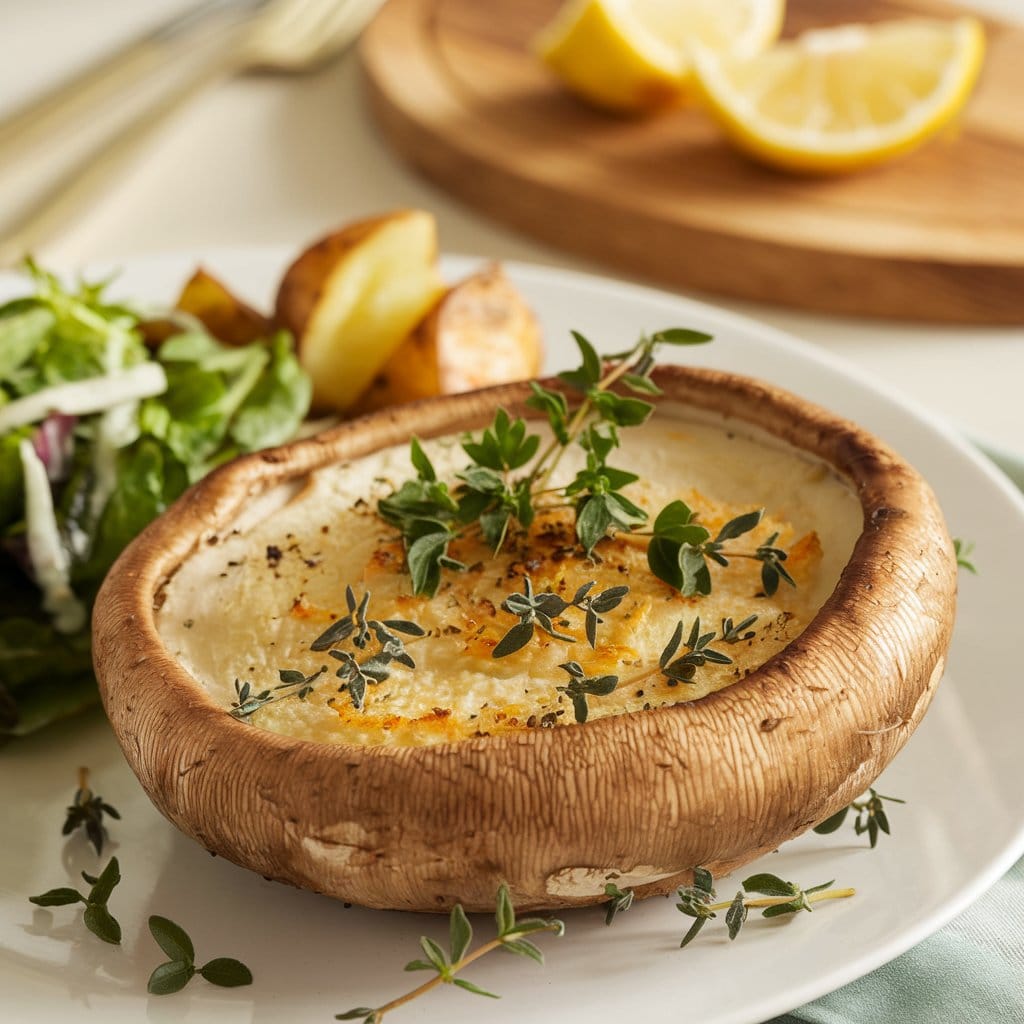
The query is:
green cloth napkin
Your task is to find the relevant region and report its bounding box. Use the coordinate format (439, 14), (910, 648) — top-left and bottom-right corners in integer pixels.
(775, 447), (1024, 1023)
(774, 857), (1024, 1023)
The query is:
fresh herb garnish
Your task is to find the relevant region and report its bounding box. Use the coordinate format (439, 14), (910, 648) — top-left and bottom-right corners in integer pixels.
(953, 537), (977, 574)
(229, 587), (425, 719)
(813, 788), (906, 847)
(29, 856), (123, 944)
(336, 884), (564, 1023)
(379, 329), (791, 598)
(61, 766), (120, 855)
(656, 616), (734, 686)
(555, 662), (619, 723)
(602, 882), (635, 926)
(491, 580), (751, 723)
(147, 915), (253, 995)
(677, 867), (854, 948)
(645, 502), (792, 597)
(492, 583), (754, 722)
(492, 576), (629, 658)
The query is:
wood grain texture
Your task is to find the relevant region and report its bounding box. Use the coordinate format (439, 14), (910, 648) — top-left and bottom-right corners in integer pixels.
(360, 0), (1024, 323)
(93, 368), (957, 913)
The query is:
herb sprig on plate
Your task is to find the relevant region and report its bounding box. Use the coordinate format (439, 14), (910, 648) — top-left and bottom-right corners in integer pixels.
(813, 788), (906, 847)
(147, 915), (253, 994)
(62, 766), (120, 855)
(337, 884), (564, 1023)
(378, 329), (793, 598)
(29, 856), (123, 944)
(676, 868), (855, 948)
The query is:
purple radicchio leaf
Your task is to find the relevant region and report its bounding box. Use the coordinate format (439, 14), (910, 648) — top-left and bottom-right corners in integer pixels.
(32, 414), (77, 484)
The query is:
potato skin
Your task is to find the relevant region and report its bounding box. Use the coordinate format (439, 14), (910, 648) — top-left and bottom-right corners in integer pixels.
(354, 263), (543, 413)
(177, 268), (272, 345)
(138, 268), (272, 348)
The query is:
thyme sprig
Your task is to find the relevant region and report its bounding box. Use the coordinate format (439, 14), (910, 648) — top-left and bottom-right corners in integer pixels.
(62, 766), (120, 855)
(953, 537), (978, 574)
(720, 614), (759, 643)
(657, 616), (734, 685)
(555, 662), (619, 723)
(646, 502), (794, 597)
(492, 585), (754, 722)
(147, 915), (252, 995)
(602, 882), (635, 926)
(492, 576), (629, 658)
(230, 668), (328, 719)
(337, 884), (564, 1023)
(813, 788), (906, 847)
(677, 867), (855, 948)
(229, 587), (425, 719)
(378, 327), (792, 598)
(29, 856), (123, 944)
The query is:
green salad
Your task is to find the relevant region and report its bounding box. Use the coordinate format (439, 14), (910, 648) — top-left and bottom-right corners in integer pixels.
(0, 262), (312, 738)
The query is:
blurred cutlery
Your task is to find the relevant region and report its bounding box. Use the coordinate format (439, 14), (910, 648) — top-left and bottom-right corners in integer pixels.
(0, 0), (384, 269)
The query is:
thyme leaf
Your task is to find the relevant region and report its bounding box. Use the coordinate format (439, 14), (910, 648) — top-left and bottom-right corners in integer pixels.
(147, 915), (252, 995)
(953, 537), (978, 574)
(602, 882), (635, 925)
(29, 856), (123, 944)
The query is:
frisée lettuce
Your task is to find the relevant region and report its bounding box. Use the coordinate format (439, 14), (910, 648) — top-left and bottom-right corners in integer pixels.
(0, 262), (312, 737)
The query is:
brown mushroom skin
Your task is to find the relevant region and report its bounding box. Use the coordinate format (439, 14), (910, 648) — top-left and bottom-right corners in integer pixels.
(93, 367), (957, 912)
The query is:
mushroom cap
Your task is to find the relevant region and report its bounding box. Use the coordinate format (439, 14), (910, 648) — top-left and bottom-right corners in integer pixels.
(93, 367), (956, 912)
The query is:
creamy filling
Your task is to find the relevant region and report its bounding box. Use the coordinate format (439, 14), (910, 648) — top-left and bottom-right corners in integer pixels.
(156, 409), (862, 747)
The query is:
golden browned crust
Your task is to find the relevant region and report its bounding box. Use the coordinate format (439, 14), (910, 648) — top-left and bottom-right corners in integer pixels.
(92, 367), (957, 912)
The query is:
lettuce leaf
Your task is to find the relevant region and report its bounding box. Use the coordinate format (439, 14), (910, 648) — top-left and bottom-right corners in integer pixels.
(230, 332), (312, 451)
(81, 437), (190, 584)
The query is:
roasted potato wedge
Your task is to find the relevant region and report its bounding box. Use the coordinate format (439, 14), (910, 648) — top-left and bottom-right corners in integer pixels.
(176, 268), (272, 345)
(139, 268), (271, 347)
(354, 264), (543, 413)
(275, 211), (445, 413)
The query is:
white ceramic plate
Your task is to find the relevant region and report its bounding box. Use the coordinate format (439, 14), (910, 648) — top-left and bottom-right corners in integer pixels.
(2, 251), (1023, 1024)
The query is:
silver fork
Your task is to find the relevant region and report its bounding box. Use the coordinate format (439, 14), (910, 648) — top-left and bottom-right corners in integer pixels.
(0, 0), (260, 154)
(0, 0), (383, 269)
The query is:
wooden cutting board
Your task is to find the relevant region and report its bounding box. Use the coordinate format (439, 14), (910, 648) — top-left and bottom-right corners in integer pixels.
(360, 0), (1024, 323)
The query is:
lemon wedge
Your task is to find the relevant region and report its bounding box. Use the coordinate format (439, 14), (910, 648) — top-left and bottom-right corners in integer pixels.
(534, 0), (785, 113)
(692, 17), (985, 173)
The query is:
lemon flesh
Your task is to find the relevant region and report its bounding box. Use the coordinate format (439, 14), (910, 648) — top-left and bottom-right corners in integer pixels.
(692, 17), (986, 173)
(535, 0), (785, 113)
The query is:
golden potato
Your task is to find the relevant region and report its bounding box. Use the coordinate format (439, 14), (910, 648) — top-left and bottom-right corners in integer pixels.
(138, 268), (271, 347)
(275, 211), (445, 413)
(353, 264), (543, 414)
(176, 268), (272, 345)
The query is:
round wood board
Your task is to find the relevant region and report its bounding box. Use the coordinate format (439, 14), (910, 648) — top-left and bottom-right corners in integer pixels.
(360, 0), (1024, 323)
